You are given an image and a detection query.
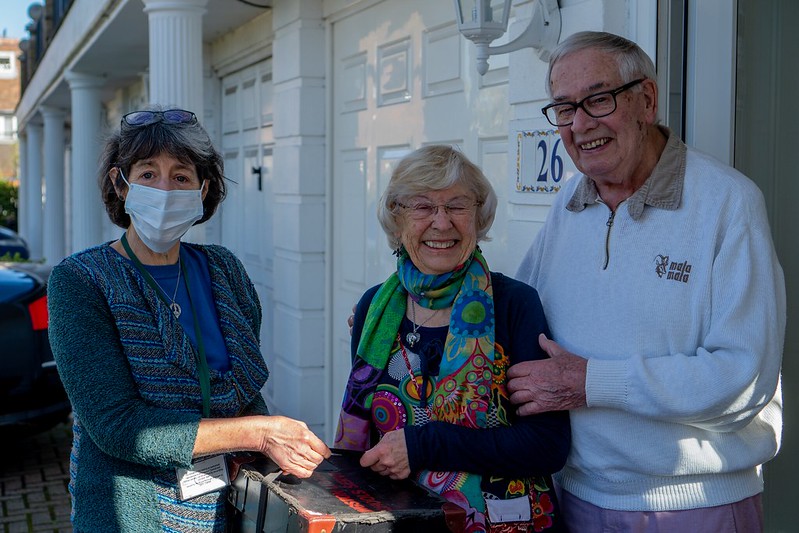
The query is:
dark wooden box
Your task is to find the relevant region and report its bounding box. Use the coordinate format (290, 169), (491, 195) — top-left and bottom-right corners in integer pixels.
(227, 452), (465, 533)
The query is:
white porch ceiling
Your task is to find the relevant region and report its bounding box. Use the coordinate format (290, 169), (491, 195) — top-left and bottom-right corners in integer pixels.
(18, 0), (270, 122)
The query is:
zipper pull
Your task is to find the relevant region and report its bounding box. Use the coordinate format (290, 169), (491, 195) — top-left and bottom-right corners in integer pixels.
(603, 210), (616, 270)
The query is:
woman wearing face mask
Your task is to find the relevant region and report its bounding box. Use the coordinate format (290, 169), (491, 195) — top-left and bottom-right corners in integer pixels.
(47, 106), (330, 533)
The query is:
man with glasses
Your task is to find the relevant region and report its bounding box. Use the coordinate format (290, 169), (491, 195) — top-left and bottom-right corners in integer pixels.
(507, 31), (785, 532)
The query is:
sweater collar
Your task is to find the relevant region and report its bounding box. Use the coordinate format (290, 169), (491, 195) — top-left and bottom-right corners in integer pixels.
(566, 126), (686, 220)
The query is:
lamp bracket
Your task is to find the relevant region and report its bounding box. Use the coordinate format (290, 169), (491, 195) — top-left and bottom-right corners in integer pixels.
(474, 0), (561, 75)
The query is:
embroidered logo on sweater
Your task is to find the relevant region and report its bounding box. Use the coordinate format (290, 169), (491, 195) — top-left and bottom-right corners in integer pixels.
(654, 255), (692, 283)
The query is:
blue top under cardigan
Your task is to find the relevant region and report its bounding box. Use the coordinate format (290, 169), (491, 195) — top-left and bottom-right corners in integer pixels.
(142, 245), (230, 372)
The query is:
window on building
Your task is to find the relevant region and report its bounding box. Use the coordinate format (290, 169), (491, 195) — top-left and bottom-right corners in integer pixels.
(0, 115), (17, 143)
(0, 52), (16, 79)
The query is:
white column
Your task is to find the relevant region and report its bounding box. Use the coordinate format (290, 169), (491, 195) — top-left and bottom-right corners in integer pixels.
(41, 106), (67, 265)
(271, 0), (327, 434)
(24, 121), (43, 260)
(142, 0), (208, 244)
(66, 71), (106, 252)
(17, 133), (27, 239)
(141, 0), (207, 116)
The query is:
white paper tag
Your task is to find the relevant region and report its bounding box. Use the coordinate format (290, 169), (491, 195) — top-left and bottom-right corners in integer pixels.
(176, 455), (230, 501)
(485, 495), (531, 524)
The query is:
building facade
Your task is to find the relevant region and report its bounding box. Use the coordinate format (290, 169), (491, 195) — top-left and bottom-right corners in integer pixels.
(14, 1), (796, 529)
(0, 37), (20, 188)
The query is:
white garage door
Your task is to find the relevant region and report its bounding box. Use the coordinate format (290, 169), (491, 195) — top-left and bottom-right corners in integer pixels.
(219, 59), (277, 377)
(329, 0), (512, 434)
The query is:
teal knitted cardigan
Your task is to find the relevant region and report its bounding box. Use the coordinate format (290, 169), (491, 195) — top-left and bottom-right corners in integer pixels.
(47, 243), (270, 532)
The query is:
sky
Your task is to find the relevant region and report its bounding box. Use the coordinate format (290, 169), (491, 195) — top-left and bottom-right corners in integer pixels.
(1, 0), (38, 40)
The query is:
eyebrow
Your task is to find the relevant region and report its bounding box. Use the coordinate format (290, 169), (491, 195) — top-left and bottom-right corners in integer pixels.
(552, 81), (612, 102)
(411, 194), (472, 202)
(134, 159), (195, 172)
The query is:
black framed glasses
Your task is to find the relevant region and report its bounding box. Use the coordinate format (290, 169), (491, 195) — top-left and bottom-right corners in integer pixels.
(121, 109), (197, 127)
(541, 79), (645, 127)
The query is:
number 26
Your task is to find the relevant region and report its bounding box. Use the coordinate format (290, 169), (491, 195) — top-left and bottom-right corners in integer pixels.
(536, 138), (564, 183)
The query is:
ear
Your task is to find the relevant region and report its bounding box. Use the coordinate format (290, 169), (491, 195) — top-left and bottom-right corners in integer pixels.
(108, 167), (127, 200)
(200, 179), (209, 201)
(641, 78), (659, 123)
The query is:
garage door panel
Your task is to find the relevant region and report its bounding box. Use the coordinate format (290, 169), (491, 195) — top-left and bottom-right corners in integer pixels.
(377, 38), (412, 107)
(242, 147), (262, 270)
(242, 77), (259, 131)
(223, 84), (239, 135)
(260, 147), (274, 273)
(368, 144), (411, 285)
(477, 137), (514, 274)
(339, 149), (368, 287)
(221, 150), (242, 254)
(259, 69), (273, 126)
(422, 22), (464, 98)
(339, 52), (368, 114)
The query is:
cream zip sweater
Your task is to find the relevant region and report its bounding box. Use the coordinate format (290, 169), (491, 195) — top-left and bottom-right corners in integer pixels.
(515, 130), (785, 511)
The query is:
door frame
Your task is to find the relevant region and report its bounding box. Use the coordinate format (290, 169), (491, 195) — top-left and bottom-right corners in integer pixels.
(684, 0), (736, 165)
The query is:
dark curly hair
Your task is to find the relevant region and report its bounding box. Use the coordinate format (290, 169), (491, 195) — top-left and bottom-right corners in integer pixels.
(98, 105), (226, 228)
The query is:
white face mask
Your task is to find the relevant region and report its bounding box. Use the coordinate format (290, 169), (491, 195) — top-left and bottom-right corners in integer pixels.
(118, 168), (205, 253)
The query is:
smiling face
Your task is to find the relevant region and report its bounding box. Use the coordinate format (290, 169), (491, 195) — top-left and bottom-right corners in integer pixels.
(550, 48), (658, 190)
(396, 183), (478, 275)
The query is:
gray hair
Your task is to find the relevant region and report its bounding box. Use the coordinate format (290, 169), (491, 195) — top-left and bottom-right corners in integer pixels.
(377, 145), (498, 250)
(546, 31), (657, 97)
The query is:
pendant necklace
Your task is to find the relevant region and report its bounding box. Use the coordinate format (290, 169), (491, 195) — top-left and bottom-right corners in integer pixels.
(165, 255), (182, 318)
(398, 333), (432, 417)
(151, 255), (183, 318)
(119, 234), (183, 319)
(405, 299), (440, 348)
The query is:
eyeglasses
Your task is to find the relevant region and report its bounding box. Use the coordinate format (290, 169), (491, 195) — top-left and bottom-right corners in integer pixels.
(541, 79), (645, 127)
(397, 200), (481, 221)
(121, 109), (197, 127)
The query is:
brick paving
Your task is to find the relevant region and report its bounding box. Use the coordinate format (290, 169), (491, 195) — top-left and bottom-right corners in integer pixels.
(0, 420), (73, 533)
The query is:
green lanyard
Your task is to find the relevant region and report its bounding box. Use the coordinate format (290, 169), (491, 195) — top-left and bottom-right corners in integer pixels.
(120, 234), (212, 417)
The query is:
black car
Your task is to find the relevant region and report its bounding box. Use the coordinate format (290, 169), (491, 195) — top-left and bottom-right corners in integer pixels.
(0, 261), (71, 434)
(0, 226), (31, 260)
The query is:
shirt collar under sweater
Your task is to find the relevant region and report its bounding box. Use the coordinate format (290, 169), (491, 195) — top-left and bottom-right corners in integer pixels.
(566, 126), (687, 219)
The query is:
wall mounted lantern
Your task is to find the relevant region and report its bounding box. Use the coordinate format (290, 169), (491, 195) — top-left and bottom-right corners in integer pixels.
(453, 0), (561, 75)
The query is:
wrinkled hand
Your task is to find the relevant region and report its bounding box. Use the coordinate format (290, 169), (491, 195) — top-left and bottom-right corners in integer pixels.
(360, 429), (410, 480)
(258, 416), (331, 478)
(507, 333), (588, 416)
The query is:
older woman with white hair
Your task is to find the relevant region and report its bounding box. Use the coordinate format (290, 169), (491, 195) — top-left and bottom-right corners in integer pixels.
(334, 145), (570, 532)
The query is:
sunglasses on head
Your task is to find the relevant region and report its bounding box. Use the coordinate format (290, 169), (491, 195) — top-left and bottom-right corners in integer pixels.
(121, 109), (197, 127)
